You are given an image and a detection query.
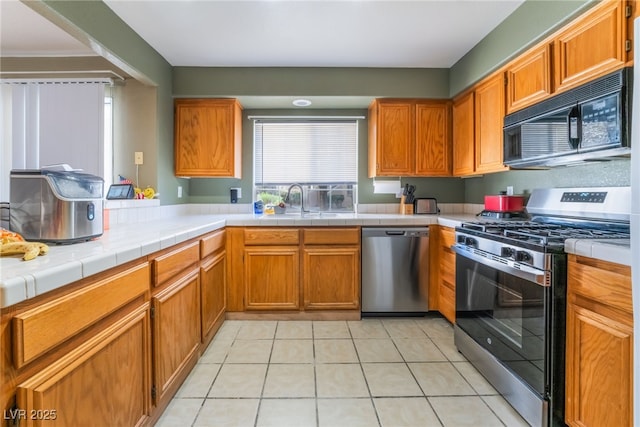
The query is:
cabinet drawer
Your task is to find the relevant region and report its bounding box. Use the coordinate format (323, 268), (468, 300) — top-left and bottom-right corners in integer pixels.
(440, 227), (455, 247)
(152, 241), (200, 287)
(13, 262), (149, 368)
(244, 228), (300, 245)
(303, 228), (360, 245)
(568, 255), (632, 314)
(201, 229), (226, 259)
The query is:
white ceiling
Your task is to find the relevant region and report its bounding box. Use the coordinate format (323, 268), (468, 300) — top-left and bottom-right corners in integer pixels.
(2, 0), (525, 69)
(0, 0), (95, 57)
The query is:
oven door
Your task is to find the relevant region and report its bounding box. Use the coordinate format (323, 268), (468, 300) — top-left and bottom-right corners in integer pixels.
(453, 246), (550, 398)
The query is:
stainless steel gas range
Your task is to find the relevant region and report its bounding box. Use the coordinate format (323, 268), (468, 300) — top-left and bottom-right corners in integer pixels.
(453, 186), (631, 427)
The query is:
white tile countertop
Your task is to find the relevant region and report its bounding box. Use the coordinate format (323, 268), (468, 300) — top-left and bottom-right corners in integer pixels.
(1, 213), (476, 308)
(564, 238), (631, 266)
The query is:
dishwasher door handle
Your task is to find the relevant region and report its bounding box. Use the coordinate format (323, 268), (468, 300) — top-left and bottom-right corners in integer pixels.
(385, 230), (406, 236)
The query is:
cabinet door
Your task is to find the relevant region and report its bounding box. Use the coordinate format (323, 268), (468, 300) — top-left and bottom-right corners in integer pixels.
(372, 101), (415, 176)
(174, 99), (242, 177)
(554, 0), (627, 93)
(452, 92), (475, 176)
(506, 44), (553, 113)
(437, 227), (456, 323)
(565, 302), (632, 427)
(302, 246), (360, 310)
(16, 304), (151, 427)
(474, 73), (508, 174)
(200, 251), (226, 342)
(244, 247), (300, 310)
(415, 101), (451, 176)
(152, 269), (201, 402)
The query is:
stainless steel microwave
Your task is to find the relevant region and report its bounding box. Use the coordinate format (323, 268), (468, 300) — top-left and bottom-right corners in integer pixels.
(503, 67), (632, 168)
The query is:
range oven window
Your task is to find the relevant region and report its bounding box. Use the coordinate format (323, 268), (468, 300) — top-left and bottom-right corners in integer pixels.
(456, 254), (548, 396)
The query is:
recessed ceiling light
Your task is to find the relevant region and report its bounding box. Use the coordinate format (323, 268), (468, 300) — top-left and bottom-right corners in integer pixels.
(292, 99), (312, 107)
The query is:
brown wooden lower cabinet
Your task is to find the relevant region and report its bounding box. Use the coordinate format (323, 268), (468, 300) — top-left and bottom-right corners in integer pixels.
(430, 225), (456, 323)
(244, 246), (300, 310)
(200, 250), (226, 343)
(302, 246), (360, 310)
(565, 255), (633, 427)
(16, 303), (151, 427)
(151, 268), (201, 403)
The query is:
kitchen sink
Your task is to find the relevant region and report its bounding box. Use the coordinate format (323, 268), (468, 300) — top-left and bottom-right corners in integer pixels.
(259, 212), (354, 219)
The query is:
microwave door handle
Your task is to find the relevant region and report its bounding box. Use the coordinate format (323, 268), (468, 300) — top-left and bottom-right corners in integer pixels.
(568, 104), (581, 149)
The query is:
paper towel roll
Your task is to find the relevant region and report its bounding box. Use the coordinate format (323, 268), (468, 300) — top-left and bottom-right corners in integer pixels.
(373, 179), (402, 194)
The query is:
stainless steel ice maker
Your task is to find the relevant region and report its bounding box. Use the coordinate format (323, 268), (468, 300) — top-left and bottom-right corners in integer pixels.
(10, 168), (104, 243)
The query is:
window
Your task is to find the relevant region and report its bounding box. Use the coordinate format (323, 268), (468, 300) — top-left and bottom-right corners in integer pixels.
(0, 80), (110, 202)
(253, 119), (358, 212)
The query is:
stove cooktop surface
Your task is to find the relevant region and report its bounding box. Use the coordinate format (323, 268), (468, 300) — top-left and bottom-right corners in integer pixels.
(458, 220), (630, 251)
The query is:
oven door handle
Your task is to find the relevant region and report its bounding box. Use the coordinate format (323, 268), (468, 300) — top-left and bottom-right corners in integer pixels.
(452, 245), (550, 287)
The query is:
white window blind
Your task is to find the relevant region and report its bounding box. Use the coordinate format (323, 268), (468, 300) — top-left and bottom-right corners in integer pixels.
(0, 81), (107, 202)
(254, 120), (358, 185)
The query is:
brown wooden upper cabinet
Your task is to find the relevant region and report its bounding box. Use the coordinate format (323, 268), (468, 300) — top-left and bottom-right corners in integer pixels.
(174, 98), (242, 178)
(505, 0), (632, 114)
(452, 72), (508, 176)
(368, 99), (451, 177)
(554, 0), (629, 94)
(506, 44), (553, 114)
(452, 92), (475, 176)
(474, 73), (509, 175)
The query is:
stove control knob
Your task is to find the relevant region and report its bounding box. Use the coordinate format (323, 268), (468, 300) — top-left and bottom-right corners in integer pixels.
(456, 235), (467, 244)
(501, 247), (515, 258)
(464, 237), (478, 248)
(516, 250), (532, 264)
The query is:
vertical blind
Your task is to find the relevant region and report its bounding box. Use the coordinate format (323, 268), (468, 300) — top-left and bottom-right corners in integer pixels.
(254, 120), (358, 185)
(0, 81), (106, 202)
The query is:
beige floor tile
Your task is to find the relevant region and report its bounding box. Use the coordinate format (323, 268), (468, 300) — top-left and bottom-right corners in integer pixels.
(317, 398), (379, 427)
(415, 317), (455, 340)
(429, 396), (503, 427)
(155, 397), (203, 427)
(176, 364), (220, 398)
(374, 397), (442, 427)
(314, 339), (359, 363)
(348, 319), (389, 338)
(213, 320), (244, 340)
(263, 364), (315, 397)
(275, 320), (313, 339)
(313, 320), (351, 339)
(199, 338), (233, 364)
(225, 339), (273, 363)
(236, 320), (277, 339)
(453, 361), (498, 395)
(354, 338), (403, 362)
(193, 398), (259, 427)
(270, 339), (314, 363)
(409, 362), (476, 396)
(208, 364), (267, 397)
(362, 363), (423, 397)
(481, 395), (530, 427)
(316, 364), (369, 397)
(257, 398), (316, 427)
(382, 318), (428, 338)
(393, 338), (447, 362)
(432, 337), (467, 362)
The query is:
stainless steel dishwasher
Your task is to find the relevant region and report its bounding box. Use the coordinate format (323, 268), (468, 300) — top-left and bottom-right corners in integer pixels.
(361, 227), (429, 315)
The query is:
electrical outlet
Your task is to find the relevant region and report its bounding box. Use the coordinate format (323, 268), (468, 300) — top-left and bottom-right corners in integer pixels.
(134, 152), (143, 165)
(178, 186), (183, 198)
(231, 187), (241, 199)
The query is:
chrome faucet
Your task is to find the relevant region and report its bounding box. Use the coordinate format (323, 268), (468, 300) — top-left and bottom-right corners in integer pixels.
(285, 184), (307, 216)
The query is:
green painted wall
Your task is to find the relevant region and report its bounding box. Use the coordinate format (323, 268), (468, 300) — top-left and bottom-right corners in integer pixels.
(449, 0), (594, 96)
(30, 0), (627, 207)
(464, 159), (631, 203)
(174, 67), (450, 99)
(31, 0), (185, 205)
(187, 108), (466, 204)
